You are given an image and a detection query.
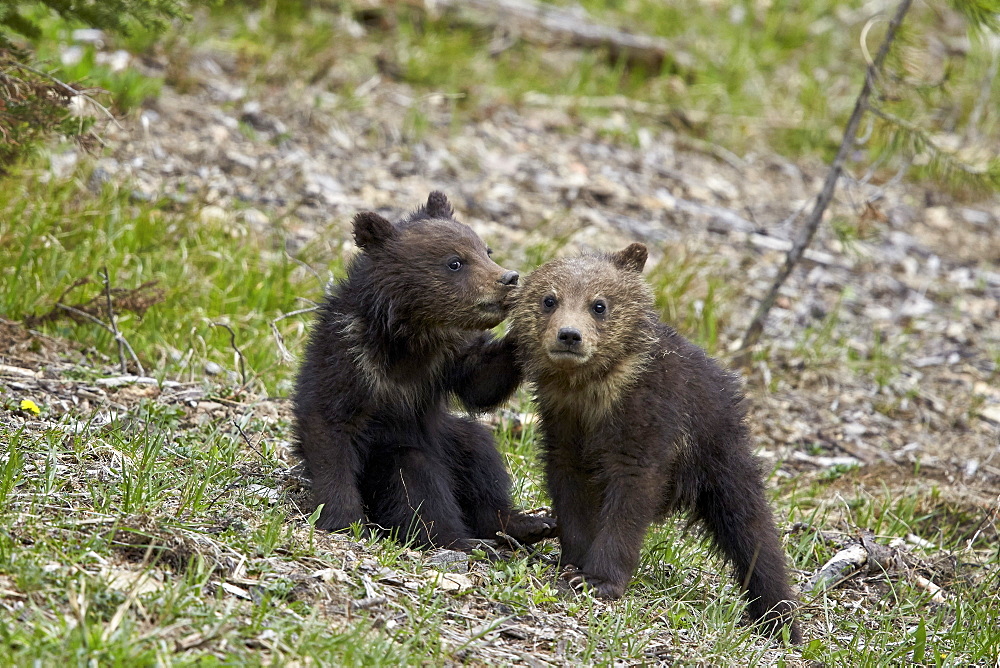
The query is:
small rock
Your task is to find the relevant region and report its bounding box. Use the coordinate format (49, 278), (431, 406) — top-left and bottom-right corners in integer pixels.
(61, 45), (84, 67)
(95, 50), (131, 72)
(979, 405), (1000, 425)
(964, 459), (979, 477)
(237, 209), (266, 228)
(199, 206), (229, 225)
(72, 28), (105, 45)
(430, 572), (472, 593)
(924, 206), (952, 229)
(428, 549), (470, 573)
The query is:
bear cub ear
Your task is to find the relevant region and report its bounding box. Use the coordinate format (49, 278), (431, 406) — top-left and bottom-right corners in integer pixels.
(424, 191), (455, 219)
(610, 243), (648, 273)
(353, 211), (396, 250)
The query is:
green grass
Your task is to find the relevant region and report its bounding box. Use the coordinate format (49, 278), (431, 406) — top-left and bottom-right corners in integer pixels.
(2, 1), (999, 664)
(14, 5), (167, 115)
(5, 396), (997, 664)
(0, 162), (335, 395)
(2, 164), (998, 661)
(646, 246), (733, 354)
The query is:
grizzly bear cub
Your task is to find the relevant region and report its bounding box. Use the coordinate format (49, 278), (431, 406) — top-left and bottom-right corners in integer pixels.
(293, 192), (555, 550)
(507, 243), (801, 642)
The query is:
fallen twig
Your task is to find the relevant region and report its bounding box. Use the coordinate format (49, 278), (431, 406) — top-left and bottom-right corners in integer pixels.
(9, 60), (121, 128)
(388, 0), (686, 70)
(233, 419), (268, 462)
(269, 306), (318, 364)
(350, 595), (387, 611)
(102, 267), (128, 374)
(807, 528), (950, 606)
(911, 574), (947, 604)
(211, 322), (248, 386)
(521, 91), (701, 130)
(54, 303), (145, 376)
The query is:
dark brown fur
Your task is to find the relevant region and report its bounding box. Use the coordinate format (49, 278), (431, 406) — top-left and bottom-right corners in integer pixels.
(507, 243), (801, 642)
(293, 192), (555, 550)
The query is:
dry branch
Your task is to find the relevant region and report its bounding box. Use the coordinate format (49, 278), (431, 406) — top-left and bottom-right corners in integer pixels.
(26, 279), (164, 327)
(736, 0), (914, 365)
(385, 0), (685, 70)
(102, 267), (128, 374)
(522, 91), (702, 129)
(269, 306), (318, 364)
(211, 322), (248, 387)
(807, 528), (949, 604)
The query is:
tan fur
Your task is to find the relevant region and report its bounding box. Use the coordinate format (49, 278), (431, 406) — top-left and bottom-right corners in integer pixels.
(510, 247), (657, 398)
(507, 243), (801, 641)
(535, 352), (651, 427)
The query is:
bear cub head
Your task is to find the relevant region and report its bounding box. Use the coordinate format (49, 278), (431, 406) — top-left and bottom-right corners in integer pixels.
(510, 242), (656, 382)
(352, 191), (519, 331)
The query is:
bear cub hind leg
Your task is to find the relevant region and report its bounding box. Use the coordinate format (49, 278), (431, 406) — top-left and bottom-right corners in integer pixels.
(445, 416), (557, 546)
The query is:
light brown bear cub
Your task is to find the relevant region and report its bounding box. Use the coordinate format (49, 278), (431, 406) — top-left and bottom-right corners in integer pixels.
(507, 243), (801, 642)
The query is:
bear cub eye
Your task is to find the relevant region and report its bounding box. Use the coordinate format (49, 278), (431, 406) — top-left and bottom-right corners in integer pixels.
(447, 258), (463, 271)
(542, 295), (557, 310)
(592, 300), (607, 315)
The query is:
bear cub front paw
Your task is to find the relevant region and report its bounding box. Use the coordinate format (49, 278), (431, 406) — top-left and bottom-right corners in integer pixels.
(563, 568), (627, 600)
(499, 512), (558, 545)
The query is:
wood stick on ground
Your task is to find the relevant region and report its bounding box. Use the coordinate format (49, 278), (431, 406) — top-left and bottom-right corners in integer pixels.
(211, 322), (248, 386)
(735, 0), (914, 366)
(269, 306), (318, 364)
(7, 60), (121, 128)
(390, 0), (684, 70)
(808, 542), (870, 592)
(102, 267), (128, 375)
(55, 303), (145, 376)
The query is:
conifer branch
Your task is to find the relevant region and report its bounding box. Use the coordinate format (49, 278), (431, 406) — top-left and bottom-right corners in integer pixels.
(869, 105), (1000, 191)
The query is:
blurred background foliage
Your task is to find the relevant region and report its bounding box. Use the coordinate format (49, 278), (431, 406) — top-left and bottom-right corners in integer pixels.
(2, 0), (999, 188)
(1, 0), (215, 172)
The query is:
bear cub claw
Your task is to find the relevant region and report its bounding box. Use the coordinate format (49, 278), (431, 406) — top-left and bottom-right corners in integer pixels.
(564, 568), (627, 599)
(499, 512), (559, 545)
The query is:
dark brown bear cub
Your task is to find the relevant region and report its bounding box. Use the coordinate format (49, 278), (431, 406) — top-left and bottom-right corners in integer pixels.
(507, 243), (801, 642)
(293, 192), (555, 550)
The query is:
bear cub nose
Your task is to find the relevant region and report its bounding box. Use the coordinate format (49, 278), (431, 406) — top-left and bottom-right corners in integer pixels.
(557, 328), (583, 347)
(499, 270), (519, 286)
